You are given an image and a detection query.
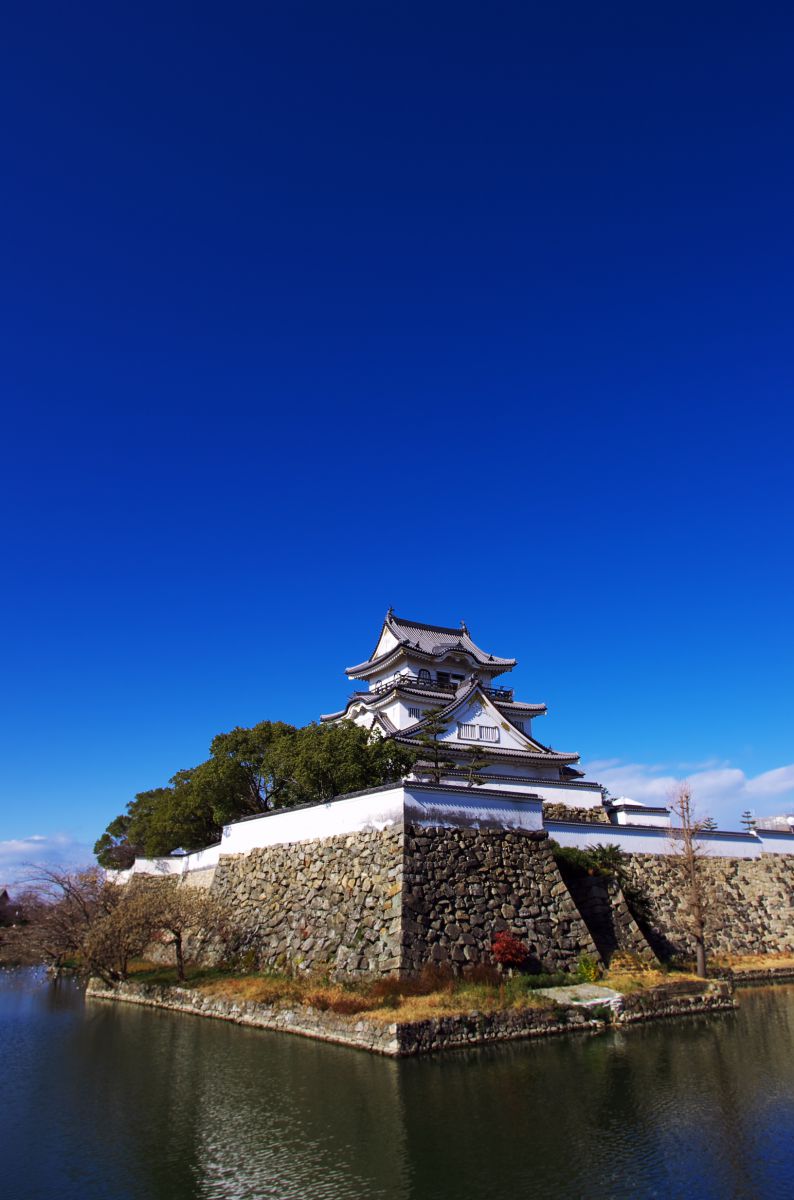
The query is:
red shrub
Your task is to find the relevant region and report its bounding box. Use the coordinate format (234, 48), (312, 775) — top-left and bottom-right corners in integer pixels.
(492, 931), (529, 968)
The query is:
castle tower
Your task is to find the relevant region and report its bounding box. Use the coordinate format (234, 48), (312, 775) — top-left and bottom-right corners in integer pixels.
(322, 611), (605, 812)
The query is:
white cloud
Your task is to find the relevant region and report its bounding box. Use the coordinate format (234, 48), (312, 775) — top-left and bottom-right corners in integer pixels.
(0, 833), (94, 887)
(581, 759), (794, 828)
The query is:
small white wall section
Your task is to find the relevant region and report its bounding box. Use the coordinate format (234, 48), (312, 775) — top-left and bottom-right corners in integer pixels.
(371, 623), (400, 660)
(611, 803), (671, 829)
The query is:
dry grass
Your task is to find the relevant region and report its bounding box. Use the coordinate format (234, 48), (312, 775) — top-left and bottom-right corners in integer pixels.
(127, 953), (727, 1023)
(709, 952), (794, 974)
(602, 967), (701, 994)
(125, 960), (562, 1022)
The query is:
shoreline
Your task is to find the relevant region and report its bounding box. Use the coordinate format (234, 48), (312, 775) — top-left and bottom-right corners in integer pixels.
(86, 975), (738, 1057)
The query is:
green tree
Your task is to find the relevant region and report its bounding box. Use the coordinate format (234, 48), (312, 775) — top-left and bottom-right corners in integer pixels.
(740, 810), (756, 833)
(465, 745), (492, 788)
(279, 721), (415, 805)
(209, 721), (298, 812)
(412, 709), (455, 785)
(95, 719), (416, 865)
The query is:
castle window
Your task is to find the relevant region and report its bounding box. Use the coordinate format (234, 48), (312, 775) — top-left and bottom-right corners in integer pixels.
(436, 672), (451, 688)
(479, 725), (499, 742)
(408, 707), (422, 721)
(514, 720), (525, 732)
(458, 722), (477, 739)
(418, 669), (431, 682)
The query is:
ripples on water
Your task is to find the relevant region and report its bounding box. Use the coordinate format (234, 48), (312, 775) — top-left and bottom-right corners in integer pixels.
(2, 967), (794, 1200)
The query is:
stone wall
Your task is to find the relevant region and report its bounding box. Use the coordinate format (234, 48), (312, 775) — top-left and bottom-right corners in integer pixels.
(542, 803), (609, 825)
(197, 827), (794, 979)
(622, 853), (794, 958)
(401, 825), (598, 974)
(211, 827), (403, 977)
(561, 872), (658, 966)
(86, 976), (735, 1057)
(206, 824), (600, 978)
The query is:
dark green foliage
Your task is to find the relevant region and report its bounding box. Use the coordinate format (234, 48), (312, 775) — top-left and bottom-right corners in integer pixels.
(502, 971), (569, 998)
(576, 952), (602, 983)
(549, 840), (626, 879)
(95, 720), (416, 865)
(587, 843), (627, 875)
(411, 708), (455, 785)
(465, 745), (492, 788)
(548, 841), (597, 876)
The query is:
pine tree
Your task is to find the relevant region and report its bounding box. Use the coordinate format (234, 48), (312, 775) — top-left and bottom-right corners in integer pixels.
(412, 709), (455, 785)
(465, 745), (492, 788)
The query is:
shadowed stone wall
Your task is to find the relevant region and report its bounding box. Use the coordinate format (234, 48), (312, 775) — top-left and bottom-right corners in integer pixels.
(561, 872), (658, 966)
(542, 803), (610, 825)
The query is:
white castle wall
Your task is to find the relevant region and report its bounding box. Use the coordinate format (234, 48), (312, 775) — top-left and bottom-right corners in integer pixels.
(108, 786), (794, 882)
(543, 819), (791, 859)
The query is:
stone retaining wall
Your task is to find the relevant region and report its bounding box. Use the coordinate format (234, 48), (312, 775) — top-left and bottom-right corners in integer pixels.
(86, 977), (736, 1057)
(561, 872), (658, 966)
(622, 853), (794, 958)
(542, 803), (610, 824)
(401, 826), (598, 974)
(211, 827), (403, 977)
(174, 827), (793, 978)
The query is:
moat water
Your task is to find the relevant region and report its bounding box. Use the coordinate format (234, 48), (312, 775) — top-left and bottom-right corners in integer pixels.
(2, 969), (794, 1200)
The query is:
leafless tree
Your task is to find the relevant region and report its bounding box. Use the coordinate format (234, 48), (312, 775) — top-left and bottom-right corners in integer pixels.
(669, 782), (710, 978)
(8, 866), (232, 984)
(129, 883), (233, 981)
(10, 866), (121, 974)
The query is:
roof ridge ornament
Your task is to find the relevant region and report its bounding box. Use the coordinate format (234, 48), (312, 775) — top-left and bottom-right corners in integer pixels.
(460, 619), (469, 635)
(386, 606), (394, 619)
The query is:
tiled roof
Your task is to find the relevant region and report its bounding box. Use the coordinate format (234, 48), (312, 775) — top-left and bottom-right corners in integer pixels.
(346, 612), (516, 676)
(394, 736), (580, 765)
(494, 700), (547, 714)
(387, 614), (516, 666)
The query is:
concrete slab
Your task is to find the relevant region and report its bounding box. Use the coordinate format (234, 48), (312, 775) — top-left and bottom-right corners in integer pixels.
(534, 984), (623, 1009)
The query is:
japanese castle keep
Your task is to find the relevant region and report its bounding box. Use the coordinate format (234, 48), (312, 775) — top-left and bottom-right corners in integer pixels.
(323, 610), (607, 818)
(117, 612), (794, 978)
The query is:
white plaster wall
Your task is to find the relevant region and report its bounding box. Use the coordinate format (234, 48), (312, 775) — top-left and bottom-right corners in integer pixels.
(220, 787), (408, 854)
(132, 856), (185, 875)
(186, 844), (222, 871)
(546, 821), (766, 858)
(613, 809), (671, 829)
(404, 786), (543, 832)
(756, 831), (794, 855)
(123, 786), (545, 875)
(530, 783), (605, 808)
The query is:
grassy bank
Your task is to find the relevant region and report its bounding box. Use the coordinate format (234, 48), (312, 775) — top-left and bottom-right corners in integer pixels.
(125, 958), (700, 1024)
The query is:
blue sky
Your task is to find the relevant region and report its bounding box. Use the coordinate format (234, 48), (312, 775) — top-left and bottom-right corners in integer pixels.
(2, 3), (793, 880)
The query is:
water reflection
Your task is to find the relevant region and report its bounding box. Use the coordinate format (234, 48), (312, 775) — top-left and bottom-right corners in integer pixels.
(2, 969), (794, 1200)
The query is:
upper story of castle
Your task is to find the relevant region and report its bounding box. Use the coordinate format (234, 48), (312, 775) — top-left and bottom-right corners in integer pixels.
(345, 610), (517, 692)
(322, 611), (552, 746)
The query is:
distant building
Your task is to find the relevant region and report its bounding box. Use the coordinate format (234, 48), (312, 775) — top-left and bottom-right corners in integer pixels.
(0, 887), (23, 927)
(755, 814), (794, 833)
